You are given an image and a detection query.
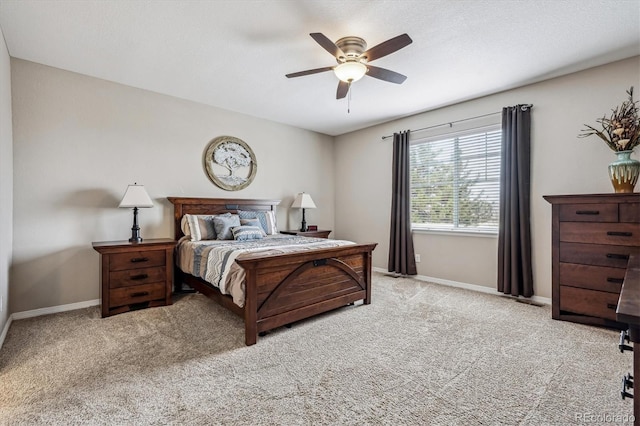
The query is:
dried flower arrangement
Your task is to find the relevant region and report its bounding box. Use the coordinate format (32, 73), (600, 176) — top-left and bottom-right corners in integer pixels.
(579, 87), (639, 152)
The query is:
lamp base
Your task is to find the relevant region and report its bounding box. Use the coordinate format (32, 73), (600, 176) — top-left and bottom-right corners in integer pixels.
(129, 207), (143, 243)
(300, 208), (307, 232)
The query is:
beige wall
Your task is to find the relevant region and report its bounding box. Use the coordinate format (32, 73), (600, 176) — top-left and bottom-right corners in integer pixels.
(334, 56), (640, 298)
(0, 26), (12, 331)
(10, 59), (335, 314)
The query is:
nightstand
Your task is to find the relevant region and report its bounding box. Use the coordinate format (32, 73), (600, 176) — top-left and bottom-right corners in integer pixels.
(92, 238), (176, 318)
(280, 229), (332, 239)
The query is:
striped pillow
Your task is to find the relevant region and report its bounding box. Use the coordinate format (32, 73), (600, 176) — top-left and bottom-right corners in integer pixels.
(240, 218), (267, 236)
(232, 225), (264, 241)
(181, 214), (217, 241)
(213, 213), (241, 240)
(238, 210), (278, 235)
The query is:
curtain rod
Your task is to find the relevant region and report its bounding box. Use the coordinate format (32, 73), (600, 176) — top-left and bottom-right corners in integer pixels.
(380, 104), (533, 140)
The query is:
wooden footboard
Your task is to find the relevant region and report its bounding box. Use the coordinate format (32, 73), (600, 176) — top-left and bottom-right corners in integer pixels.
(237, 243), (376, 345)
(167, 196), (377, 346)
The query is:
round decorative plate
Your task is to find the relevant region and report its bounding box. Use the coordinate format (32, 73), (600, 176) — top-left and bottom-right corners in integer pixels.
(204, 136), (257, 191)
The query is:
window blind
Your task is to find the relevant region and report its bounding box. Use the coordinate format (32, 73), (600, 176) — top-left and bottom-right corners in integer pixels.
(410, 126), (501, 233)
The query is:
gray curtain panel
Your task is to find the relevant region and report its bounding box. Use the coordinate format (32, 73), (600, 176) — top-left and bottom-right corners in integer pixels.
(498, 105), (533, 297)
(389, 130), (417, 275)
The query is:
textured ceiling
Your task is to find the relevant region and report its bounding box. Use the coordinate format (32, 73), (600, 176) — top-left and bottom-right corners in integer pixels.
(1, 0), (639, 136)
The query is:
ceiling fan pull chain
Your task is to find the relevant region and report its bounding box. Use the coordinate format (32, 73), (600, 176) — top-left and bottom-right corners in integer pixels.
(348, 82), (352, 113)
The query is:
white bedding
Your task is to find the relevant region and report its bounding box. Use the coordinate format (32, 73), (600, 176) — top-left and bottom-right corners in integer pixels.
(176, 234), (355, 307)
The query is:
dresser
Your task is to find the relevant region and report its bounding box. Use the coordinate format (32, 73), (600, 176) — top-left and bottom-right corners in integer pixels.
(92, 238), (176, 317)
(280, 229), (332, 238)
(543, 193), (640, 328)
(617, 254), (639, 424)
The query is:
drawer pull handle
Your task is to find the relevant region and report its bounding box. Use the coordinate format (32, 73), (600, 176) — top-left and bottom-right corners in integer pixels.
(607, 277), (624, 284)
(621, 374), (634, 400)
(620, 331), (633, 353)
(607, 231), (633, 237)
(606, 253), (630, 260)
(607, 303), (618, 310)
(130, 291), (150, 298)
(130, 257), (149, 263)
(130, 274), (148, 281)
(576, 210), (600, 215)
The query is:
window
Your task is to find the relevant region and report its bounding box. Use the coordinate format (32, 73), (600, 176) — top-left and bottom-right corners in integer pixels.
(410, 125), (501, 233)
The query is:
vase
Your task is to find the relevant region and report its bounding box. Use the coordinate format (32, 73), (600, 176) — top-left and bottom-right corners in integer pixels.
(608, 150), (640, 193)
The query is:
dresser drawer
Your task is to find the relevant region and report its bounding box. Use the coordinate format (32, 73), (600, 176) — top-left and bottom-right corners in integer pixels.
(620, 203), (640, 223)
(109, 250), (166, 271)
(560, 242), (640, 268)
(109, 282), (166, 308)
(559, 286), (620, 320)
(559, 203), (618, 222)
(559, 263), (625, 293)
(560, 222), (640, 246)
(109, 266), (166, 289)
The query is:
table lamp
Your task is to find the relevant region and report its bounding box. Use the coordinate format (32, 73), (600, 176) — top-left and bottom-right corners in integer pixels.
(291, 192), (316, 232)
(119, 183), (154, 243)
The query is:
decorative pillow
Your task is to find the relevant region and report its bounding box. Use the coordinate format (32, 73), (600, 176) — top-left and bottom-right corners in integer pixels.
(181, 214), (217, 241)
(213, 213), (241, 240)
(238, 210), (278, 235)
(232, 225), (265, 241)
(240, 218), (267, 236)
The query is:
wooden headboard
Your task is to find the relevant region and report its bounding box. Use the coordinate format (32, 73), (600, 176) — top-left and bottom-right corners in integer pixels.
(167, 197), (281, 240)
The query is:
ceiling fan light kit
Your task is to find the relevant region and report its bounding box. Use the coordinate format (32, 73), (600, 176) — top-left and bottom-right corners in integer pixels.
(333, 62), (367, 83)
(286, 32), (412, 101)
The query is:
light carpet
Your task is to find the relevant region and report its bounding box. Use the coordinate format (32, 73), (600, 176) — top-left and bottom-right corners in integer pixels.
(0, 273), (634, 425)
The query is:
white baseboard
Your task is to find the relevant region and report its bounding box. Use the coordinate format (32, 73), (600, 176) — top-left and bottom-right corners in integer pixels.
(11, 299), (100, 320)
(372, 267), (551, 305)
(0, 314), (12, 351)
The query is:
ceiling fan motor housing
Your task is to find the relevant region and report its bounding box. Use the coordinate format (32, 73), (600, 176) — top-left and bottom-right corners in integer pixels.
(335, 36), (367, 62)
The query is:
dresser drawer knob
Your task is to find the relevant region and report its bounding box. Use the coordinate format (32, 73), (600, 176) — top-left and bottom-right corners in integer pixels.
(130, 291), (150, 298)
(606, 231), (633, 237)
(576, 210), (600, 215)
(607, 303), (618, 310)
(607, 277), (624, 284)
(606, 253), (630, 260)
(621, 374), (634, 400)
(130, 257), (149, 263)
(130, 274), (149, 281)
(619, 330), (633, 353)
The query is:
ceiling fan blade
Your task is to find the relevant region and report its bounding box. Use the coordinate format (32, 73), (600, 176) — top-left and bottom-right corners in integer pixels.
(310, 32), (345, 58)
(362, 33), (412, 62)
(286, 66), (334, 78)
(336, 81), (349, 99)
(366, 65), (407, 84)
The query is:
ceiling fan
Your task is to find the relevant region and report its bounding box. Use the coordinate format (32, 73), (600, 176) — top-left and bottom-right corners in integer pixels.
(286, 33), (413, 100)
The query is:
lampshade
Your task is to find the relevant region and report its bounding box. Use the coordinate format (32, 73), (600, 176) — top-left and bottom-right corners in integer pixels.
(291, 193), (316, 209)
(118, 184), (154, 208)
(333, 62), (367, 83)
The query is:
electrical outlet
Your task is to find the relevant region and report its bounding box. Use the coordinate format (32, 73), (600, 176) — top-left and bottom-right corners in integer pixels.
(415, 254), (421, 263)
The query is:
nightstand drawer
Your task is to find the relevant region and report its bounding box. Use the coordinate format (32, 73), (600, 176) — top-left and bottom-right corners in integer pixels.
(109, 266), (166, 289)
(559, 203), (618, 222)
(559, 286), (620, 320)
(109, 250), (166, 271)
(109, 282), (166, 308)
(559, 263), (625, 293)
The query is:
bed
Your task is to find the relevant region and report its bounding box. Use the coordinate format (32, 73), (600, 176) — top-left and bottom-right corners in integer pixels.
(168, 197), (377, 346)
